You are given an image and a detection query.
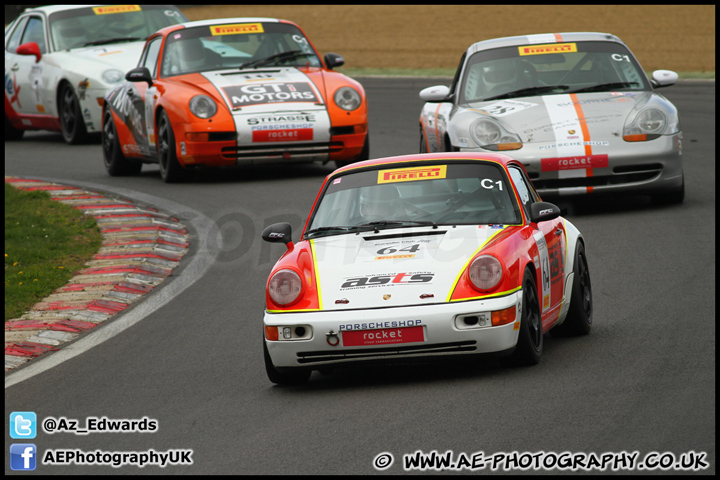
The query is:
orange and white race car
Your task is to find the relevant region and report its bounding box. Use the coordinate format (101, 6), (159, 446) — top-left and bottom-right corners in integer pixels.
(102, 17), (369, 182)
(261, 152), (593, 384)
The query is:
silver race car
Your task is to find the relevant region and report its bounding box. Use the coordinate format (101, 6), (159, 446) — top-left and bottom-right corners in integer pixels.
(419, 32), (684, 204)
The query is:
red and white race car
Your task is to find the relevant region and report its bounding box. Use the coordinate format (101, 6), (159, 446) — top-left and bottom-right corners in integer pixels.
(261, 152), (593, 384)
(102, 17), (369, 182)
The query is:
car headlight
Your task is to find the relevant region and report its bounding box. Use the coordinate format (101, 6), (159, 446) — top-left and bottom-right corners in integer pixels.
(102, 69), (125, 84)
(334, 86), (362, 111)
(468, 255), (503, 292)
(189, 95), (217, 119)
(470, 118), (522, 150)
(268, 269), (303, 306)
(623, 108), (666, 141)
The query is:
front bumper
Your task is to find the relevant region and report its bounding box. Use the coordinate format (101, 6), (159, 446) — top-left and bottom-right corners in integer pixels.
(264, 293), (521, 370)
(462, 133), (683, 197)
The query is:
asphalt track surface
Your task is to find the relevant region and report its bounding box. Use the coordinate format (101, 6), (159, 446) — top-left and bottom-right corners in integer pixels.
(4, 79), (715, 474)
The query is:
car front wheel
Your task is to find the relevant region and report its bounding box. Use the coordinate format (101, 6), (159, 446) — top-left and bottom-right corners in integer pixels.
(102, 110), (141, 176)
(263, 340), (311, 385)
(59, 83), (89, 144)
(157, 111), (185, 183)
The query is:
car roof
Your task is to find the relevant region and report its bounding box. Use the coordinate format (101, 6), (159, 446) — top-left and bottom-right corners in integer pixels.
(467, 31), (624, 55)
(332, 152), (523, 177)
(17, 5), (107, 16)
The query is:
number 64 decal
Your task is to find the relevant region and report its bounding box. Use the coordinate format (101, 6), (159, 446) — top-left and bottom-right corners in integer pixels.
(377, 244), (420, 255)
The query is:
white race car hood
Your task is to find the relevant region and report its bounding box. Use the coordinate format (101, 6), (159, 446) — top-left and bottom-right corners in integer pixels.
(466, 91), (649, 144)
(50, 41), (146, 72)
(201, 67), (331, 146)
(202, 67), (327, 113)
(311, 225), (507, 310)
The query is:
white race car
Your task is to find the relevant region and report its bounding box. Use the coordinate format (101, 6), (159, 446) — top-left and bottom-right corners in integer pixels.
(5, 4), (187, 144)
(261, 152), (593, 384)
(419, 32), (684, 204)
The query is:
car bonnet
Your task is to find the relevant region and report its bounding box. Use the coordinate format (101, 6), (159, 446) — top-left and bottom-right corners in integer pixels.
(466, 91), (650, 145)
(53, 41), (146, 72)
(309, 224), (510, 310)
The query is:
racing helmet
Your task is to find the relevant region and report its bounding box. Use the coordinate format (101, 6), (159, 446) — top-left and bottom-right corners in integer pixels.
(359, 184), (401, 220)
(481, 58), (518, 94)
(178, 37), (207, 71)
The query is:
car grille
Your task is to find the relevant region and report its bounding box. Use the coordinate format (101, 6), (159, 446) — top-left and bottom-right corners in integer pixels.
(296, 341), (477, 364)
(530, 163), (663, 189)
(221, 142), (344, 162)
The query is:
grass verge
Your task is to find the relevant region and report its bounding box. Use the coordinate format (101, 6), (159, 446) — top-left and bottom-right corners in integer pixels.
(4, 183), (102, 321)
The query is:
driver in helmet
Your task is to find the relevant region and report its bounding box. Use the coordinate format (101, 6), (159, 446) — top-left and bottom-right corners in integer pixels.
(481, 58), (519, 96)
(358, 184), (405, 222)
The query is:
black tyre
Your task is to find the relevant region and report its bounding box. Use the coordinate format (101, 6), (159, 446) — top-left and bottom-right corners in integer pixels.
(419, 128), (427, 153)
(157, 111), (185, 183)
(263, 340), (311, 385)
(551, 241), (593, 337)
(102, 109), (141, 176)
(508, 269), (543, 366)
(59, 83), (89, 144)
(651, 177), (685, 205)
(5, 114), (24, 141)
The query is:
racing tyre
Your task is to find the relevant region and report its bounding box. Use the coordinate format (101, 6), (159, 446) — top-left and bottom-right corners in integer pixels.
(102, 110), (142, 176)
(335, 135), (369, 169)
(5, 114), (24, 141)
(551, 241), (592, 337)
(157, 111), (185, 183)
(507, 269), (543, 366)
(651, 178), (685, 205)
(59, 83), (89, 145)
(263, 340), (311, 385)
(419, 128), (427, 153)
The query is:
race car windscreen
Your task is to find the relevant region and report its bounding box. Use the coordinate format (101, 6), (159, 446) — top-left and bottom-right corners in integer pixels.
(160, 22), (322, 77)
(460, 41), (650, 103)
(306, 162), (522, 238)
(49, 6), (187, 51)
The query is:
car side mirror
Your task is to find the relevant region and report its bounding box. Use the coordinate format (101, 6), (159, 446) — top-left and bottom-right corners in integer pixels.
(16, 42), (42, 63)
(650, 69), (678, 88)
(125, 67), (153, 86)
(262, 222), (293, 248)
(529, 202), (561, 223)
(324, 53), (344, 69)
(419, 85), (452, 102)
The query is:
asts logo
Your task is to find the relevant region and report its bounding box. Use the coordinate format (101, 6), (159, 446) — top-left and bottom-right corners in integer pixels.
(93, 5), (141, 15)
(518, 43), (577, 56)
(378, 165), (447, 184)
(210, 23), (264, 36)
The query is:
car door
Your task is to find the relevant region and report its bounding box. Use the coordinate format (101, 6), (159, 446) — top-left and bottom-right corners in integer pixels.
(5, 15), (48, 117)
(508, 166), (566, 325)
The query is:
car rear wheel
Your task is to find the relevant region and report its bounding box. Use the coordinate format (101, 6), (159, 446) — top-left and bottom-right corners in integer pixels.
(59, 83), (89, 144)
(263, 340), (311, 385)
(507, 268), (543, 366)
(551, 241), (592, 337)
(157, 111), (185, 183)
(419, 128), (427, 153)
(102, 109), (141, 176)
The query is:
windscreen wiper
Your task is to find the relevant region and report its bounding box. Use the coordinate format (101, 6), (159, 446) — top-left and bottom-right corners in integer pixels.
(566, 82), (639, 94)
(82, 37), (141, 47)
(239, 50), (313, 69)
(483, 85), (570, 101)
